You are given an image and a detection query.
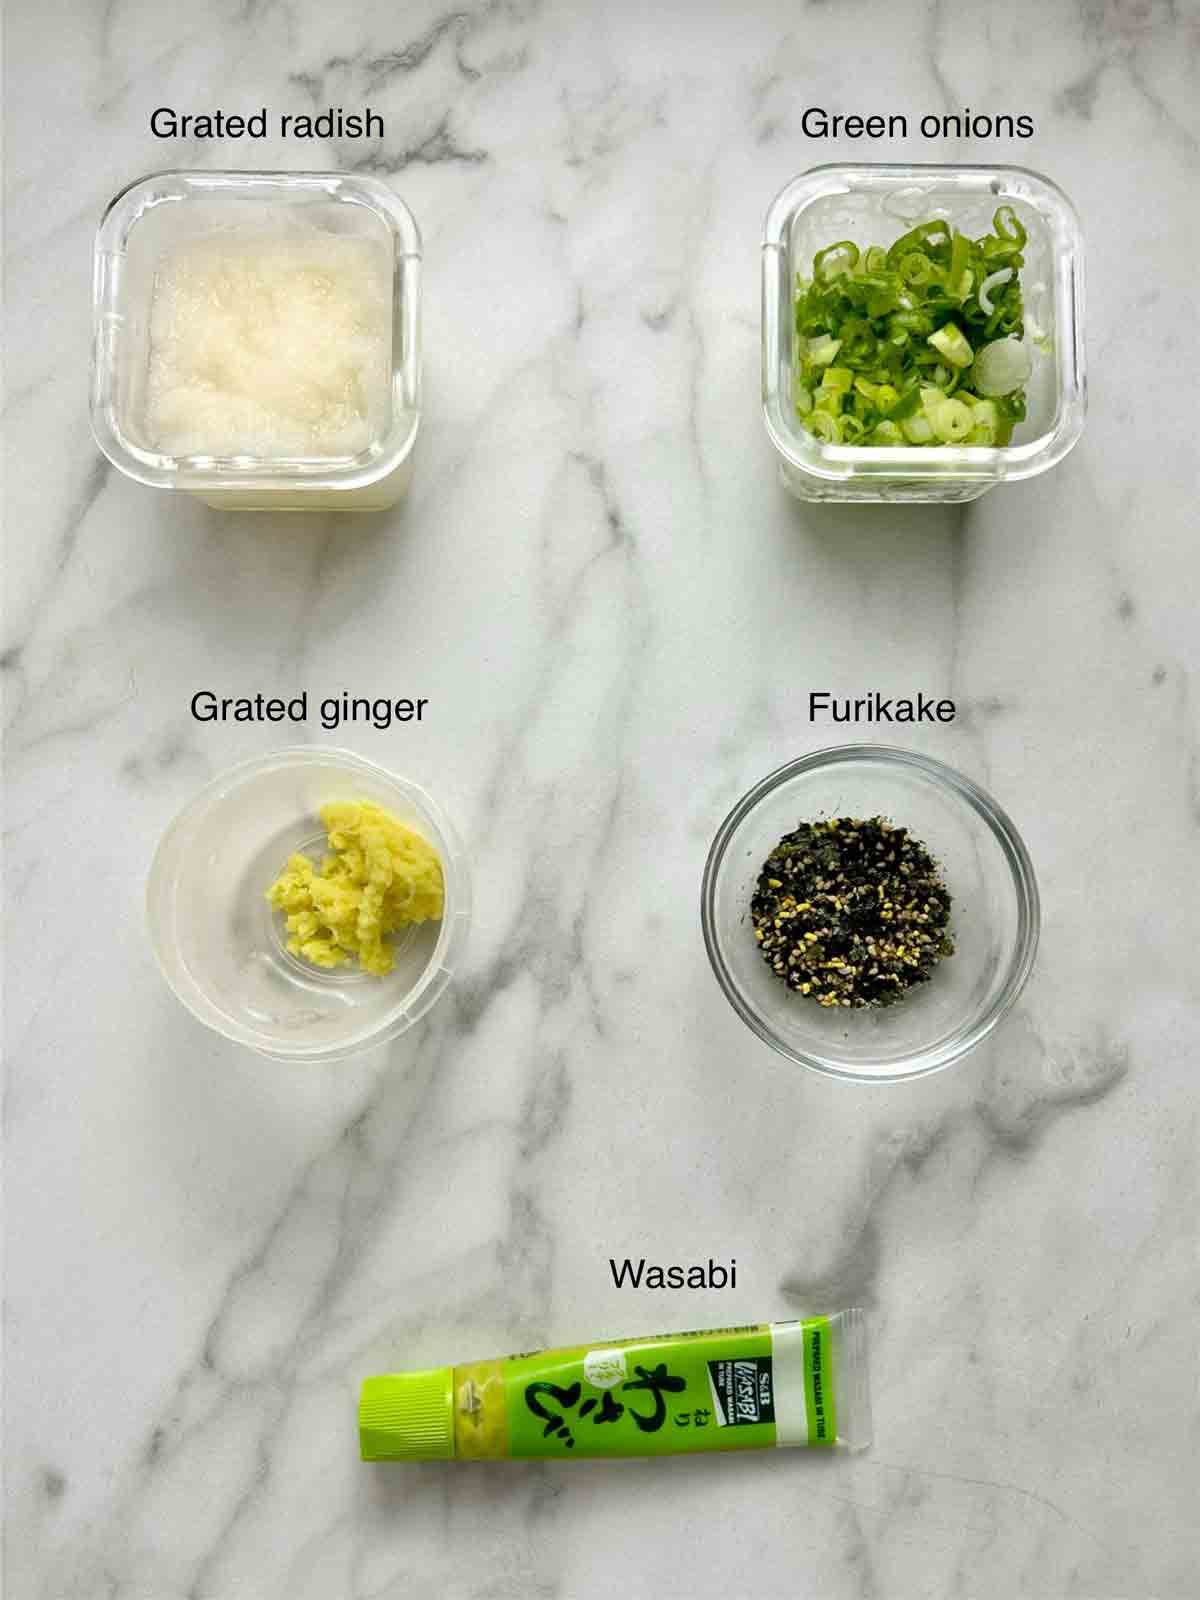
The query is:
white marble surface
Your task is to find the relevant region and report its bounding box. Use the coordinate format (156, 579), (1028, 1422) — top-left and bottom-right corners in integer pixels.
(5, 1), (1200, 1596)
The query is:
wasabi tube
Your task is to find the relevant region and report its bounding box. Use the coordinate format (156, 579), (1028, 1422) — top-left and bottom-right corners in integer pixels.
(359, 1310), (870, 1461)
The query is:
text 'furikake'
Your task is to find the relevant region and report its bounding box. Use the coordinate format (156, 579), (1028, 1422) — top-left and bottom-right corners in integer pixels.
(794, 207), (1031, 447)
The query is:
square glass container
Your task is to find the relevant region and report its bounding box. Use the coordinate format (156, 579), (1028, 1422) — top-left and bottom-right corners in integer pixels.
(762, 164), (1085, 504)
(91, 171), (421, 510)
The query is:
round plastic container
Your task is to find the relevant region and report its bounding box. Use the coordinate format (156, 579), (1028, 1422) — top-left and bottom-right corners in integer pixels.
(147, 749), (469, 1061)
(701, 746), (1039, 1081)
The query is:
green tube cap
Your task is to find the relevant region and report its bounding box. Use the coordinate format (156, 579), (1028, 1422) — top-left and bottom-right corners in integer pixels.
(359, 1369), (455, 1461)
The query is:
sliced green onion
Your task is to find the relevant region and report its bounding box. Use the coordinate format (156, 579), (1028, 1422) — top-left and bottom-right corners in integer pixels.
(805, 334), (842, 367)
(901, 414), (935, 444)
(887, 220), (952, 264)
(866, 282), (901, 319)
(947, 231), (975, 302)
(813, 240), (859, 282)
(890, 309), (933, 339)
(993, 205), (1027, 247)
(838, 317), (876, 362)
(927, 323), (975, 369)
(998, 389), (1027, 424)
(978, 268), (1013, 316)
(931, 397), (974, 443)
(888, 387), (922, 421)
(973, 337), (1032, 396)
(898, 250), (935, 286)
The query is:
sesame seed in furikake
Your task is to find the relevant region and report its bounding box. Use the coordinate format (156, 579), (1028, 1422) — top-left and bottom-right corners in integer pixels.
(750, 815), (954, 1008)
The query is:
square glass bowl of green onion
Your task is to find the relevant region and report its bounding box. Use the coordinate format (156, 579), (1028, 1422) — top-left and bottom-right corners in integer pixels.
(761, 165), (1085, 503)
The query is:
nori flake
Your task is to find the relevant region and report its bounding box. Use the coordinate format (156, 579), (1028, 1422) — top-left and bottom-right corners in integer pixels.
(750, 815), (954, 1009)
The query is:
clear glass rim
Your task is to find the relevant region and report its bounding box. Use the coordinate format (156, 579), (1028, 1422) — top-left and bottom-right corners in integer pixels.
(146, 746), (469, 1062)
(91, 170), (422, 492)
(700, 744), (1041, 1083)
(761, 162), (1086, 485)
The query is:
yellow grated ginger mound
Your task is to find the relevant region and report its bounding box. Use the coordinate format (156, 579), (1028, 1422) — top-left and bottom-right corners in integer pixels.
(266, 800), (444, 977)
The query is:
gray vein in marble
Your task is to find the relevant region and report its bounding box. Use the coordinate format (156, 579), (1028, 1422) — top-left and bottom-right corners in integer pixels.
(781, 1025), (1131, 1311)
(67, 1026), (455, 1596)
(865, 1459), (1109, 1555)
(468, 440), (650, 842)
(451, 852), (607, 1049)
(119, 726), (204, 786)
(435, 442), (654, 1070)
(2, 457), (111, 697)
(345, 113), (488, 175)
(639, 295), (677, 333)
(1128, 56), (1200, 158)
(836, 1498), (878, 1598)
(678, 165), (718, 500)
(269, 516), (344, 682)
(924, 0), (958, 117)
(288, 22), (461, 104)
(560, 76), (668, 172)
(974, 1030), (1130, 1157)
(288, 4), (537, 176)
(779, 1118), (946, 1309)
(749, 62), (784, 146)
(176, 1423), (280, 1600)
(1178, 668), (1200, 826)
(362, 14), (474, 87)
(73, 906), (588, 1590)
(939, 512), (989, 786)
(516, 1052), (571, 1164)
(8, 684), (138, 759)
(94, 39), (189, 119)
(1054, 62), (1105, 120)
(1059, 4), (1200, 161)
(955, 693), (1013, 734)
(2, 198), (100, 284)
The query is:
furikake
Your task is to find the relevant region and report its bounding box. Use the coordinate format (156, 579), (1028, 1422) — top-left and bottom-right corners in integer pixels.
(751, 816), (953, 1008)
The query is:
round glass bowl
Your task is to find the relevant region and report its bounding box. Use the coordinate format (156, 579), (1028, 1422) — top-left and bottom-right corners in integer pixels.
(701, 746), (1039, 1081)
(147, 748), (469, 1062)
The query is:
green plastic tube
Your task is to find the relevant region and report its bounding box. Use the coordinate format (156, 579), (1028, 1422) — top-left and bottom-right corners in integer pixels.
(359, 1310), (871, 1461)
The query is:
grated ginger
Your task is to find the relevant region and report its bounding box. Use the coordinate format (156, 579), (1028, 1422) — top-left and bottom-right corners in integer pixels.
(266, 800), (444, 977)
